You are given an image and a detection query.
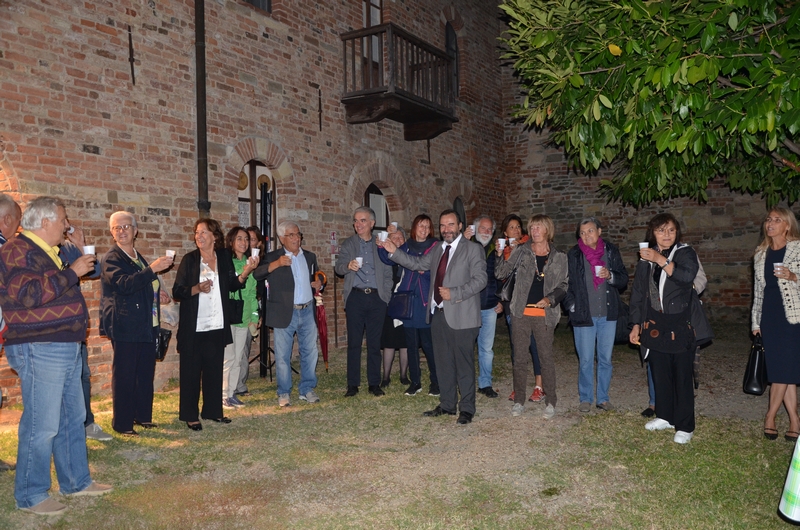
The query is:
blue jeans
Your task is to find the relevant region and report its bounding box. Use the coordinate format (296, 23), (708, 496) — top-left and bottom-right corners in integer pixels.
(477, 308), (498, 388)
(573, 316), (616, 404)
(273, 304), (319, 396)
(5, 342), (93, 508)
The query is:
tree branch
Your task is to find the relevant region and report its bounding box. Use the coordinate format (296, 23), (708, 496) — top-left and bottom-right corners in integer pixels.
(783, 138), (800, 157)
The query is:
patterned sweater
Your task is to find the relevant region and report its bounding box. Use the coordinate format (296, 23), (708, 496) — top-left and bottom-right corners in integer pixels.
(0, 234), (88, 345)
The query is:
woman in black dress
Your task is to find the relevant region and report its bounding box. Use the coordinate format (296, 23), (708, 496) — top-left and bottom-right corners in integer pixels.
(380, 228), (409, 387)
(752, 207), (800, 441)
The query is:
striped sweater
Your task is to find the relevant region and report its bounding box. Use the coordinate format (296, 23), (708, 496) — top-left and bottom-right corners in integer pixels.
(0, 234), (88, 345)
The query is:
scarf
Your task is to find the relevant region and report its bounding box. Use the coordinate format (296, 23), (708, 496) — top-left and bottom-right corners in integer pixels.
(503, 234), (530, 260)
(578, 237), (606, 290)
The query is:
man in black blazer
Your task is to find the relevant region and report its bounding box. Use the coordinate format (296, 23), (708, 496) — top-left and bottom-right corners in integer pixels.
(254, 221), (322, 407)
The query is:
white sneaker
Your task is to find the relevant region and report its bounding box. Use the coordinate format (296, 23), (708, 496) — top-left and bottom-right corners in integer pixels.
(645, 418), (675, 431)
(511, 403), (524, 416)
(85, 423), (112, 442)
(278, 394), (291, 407)
(674, 430), (694, 444)
(543, 404), (556, 419)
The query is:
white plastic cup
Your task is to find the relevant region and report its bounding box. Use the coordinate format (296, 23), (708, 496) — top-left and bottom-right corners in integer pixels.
(67, 226), (75, 234)
(509, 238), (516, 244)
(250, 248), (260, 259)
(496, 239), (506, 250)
(391, 222), (398, 228)
(468, 224), (476, 233)
(82, 245), (95, 255)
(595, 265), (603, 275)
(774, 262), (785, 270)
(639, 242), (649, 250)
(355, 257), (363, 268)
(379, 231), (388, 241)
(166, 250), (176, 258)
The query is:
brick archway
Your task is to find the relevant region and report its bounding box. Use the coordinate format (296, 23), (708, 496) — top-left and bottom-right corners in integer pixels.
(223, 136), (293, 187)
(346, 152), (410, 227)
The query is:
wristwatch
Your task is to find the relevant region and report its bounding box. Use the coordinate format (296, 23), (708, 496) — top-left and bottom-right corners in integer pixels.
(660, 258), (671, 268)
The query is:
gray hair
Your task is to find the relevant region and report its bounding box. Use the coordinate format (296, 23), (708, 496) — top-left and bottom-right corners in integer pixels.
(576, 216), (603, 237)
(21, 196), (64, 231)
(0, 194), (19, 217)
(394, 227), (407, 240)
(109, 211), (138, 230)
(354, 206), (376, 222)
(276, 220), (299, 237)
(472, 215), (496, 233)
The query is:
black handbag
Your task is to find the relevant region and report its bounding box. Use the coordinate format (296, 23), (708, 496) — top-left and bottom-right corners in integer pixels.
(155, 328), (172, 362)
(229, 294), (244, 325)
(743, 334), (767, 395)
(496, 250), (524, 302)
(387, 291), (413, 320)
(640, 305), (696, 354)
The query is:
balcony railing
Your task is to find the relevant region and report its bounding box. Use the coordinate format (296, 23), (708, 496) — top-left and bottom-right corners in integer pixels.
(340, 23), (458, 140)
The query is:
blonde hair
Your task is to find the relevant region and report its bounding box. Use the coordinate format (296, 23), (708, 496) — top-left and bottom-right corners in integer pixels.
(756, 207), (800, 255)
(528, 214), (555, 243)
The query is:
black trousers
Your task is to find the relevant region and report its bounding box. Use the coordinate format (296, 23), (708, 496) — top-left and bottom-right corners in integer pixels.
(404, 326), (438, 387)
(179, 329), (225, 422)
(431, 309), (479, 415)
(111, 332), (157, 432)
(345, 289), (386, 387)
(649, 347), (695, 432)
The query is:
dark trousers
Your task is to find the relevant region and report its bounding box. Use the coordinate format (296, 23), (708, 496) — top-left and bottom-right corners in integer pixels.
(179, 329), (225, 422)
(404, 326), (437, 386)
(431, 310), (479, 415)
(345, 290), (386, 387)
(649, 348), (695, 432)
(111, 333), (157, 432)
(511, 316), (557, 406)
(80, 342), (94, 426)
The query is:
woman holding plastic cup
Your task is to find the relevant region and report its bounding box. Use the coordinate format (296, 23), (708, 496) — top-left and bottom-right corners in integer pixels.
(221, 226), (259, 409)
(100, 211), (174, 435)
(752, 207), (800, 441)
(563, 217), (628, 413)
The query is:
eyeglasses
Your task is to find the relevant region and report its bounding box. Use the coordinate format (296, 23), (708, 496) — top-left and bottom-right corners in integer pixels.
(111, 224), (133, 232)
(284, 232), (302, 239)
(655, 227), (676, 235)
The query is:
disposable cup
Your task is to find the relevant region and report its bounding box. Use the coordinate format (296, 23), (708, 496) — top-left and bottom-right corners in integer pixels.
(379, 231), (388, 241)
(497, 239), (506, 250)
(166, 250), (176, 258)
(250, 248), (260, 258)
(774, 262), (785, 270)
(595, 265), (603, 275)
(82, 245), (95, 255)
(509, 238), (516, 244)
(355, 257), (363, 268)
(639, 242), (649, 250)
(469, 224), (476, 233)
(391, 222), (398, 228)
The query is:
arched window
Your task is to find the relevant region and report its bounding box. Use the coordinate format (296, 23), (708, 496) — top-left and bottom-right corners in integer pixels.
(364, 182), (389, 230)
(445, 21), (459, 99)
(238, 160), (277, 251)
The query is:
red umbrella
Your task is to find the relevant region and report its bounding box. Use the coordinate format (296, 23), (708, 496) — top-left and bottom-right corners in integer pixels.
(314, 270), (329, 372)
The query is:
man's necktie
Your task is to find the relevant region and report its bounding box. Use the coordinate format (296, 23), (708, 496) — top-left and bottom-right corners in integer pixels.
(433, 244), (450, 305)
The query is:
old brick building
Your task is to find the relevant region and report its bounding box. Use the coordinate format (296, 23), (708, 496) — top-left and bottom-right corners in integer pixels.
(0, 0), (770, 403)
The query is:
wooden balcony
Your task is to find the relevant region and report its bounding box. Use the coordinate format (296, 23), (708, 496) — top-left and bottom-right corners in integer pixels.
(340, 23), (458, 141)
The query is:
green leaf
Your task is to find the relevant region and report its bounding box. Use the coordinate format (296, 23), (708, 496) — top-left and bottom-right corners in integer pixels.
(593, 99), (601, 121)
(687, 65), (706, 85)
(728, 12), (738, 31)
(599, 94), (612, 108)
(569, 74), (584, 88)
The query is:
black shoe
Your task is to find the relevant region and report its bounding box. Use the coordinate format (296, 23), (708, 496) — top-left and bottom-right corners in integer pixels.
(404, 383), (422, 395)
(186, 422), (203, 431)
(400, 376), (411, 385)
(118, 430), (139, 437)
(134, 421), (158, 429)
(478, 386), (498, 398)
(423, 405), (456, 417)
(641, 406), (656, 418)
(344, 386), (359, 397)
(201, 416), (232, 423)
(428, 384), (440, 397)
(380, 378), (390, 388)
(457, 412), (474, 425)
(368, 385), (385, 397)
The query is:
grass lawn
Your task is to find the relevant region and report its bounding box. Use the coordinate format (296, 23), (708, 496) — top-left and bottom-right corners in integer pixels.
(0, 323), (794, 529)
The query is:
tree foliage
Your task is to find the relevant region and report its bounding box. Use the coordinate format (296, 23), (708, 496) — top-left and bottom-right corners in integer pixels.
(499, 0), (800, 206)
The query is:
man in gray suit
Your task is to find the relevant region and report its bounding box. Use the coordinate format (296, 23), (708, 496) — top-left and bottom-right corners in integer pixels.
(334, 207), (394, 397)
(380, 209), (487, 424)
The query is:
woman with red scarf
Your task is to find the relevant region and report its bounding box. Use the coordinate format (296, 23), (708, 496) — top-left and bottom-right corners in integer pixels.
(563, 217), (629, 413)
